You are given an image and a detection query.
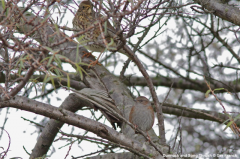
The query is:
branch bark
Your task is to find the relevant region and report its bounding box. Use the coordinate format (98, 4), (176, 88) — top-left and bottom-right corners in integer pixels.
(30, 93), (93, 158)
(123, 76), (239, 93)
(0, 95), (162, 158)
(194, 0), (240, 26)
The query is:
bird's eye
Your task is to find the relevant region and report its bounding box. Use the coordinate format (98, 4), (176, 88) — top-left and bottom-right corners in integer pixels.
(82, 6), (85, 9)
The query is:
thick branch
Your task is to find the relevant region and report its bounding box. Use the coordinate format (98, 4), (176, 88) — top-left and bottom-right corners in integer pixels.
(194, 0), (240, 26)
(162, 103), (233, 125)
(0, 96), (161, 158)
(123, 76), (239, 93)
(30, 93), (93, 158)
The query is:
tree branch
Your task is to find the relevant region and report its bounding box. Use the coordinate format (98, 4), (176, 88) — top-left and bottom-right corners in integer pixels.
(0, 95), (162, 158)
(194, 0), (240, 26)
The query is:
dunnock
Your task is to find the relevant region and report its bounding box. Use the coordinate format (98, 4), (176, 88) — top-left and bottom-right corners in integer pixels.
(129, 96), (154, 138)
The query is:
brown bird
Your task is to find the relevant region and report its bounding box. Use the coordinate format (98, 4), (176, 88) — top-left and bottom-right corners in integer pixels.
(72, 0), (126, 66)
(129, 96), (155, 140)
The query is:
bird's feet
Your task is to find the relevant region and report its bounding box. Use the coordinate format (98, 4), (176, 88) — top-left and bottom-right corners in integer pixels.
(88, 51), (104, 67)
(89, 59), (102, 67)
(81, 51), (101, 67)
(146, 132), (151, 142)
(133, 124), (138, 133)
(82, 50), (95, 58)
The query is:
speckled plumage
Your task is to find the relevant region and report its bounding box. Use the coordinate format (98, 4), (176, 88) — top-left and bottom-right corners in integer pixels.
(72, 0), (126, 54)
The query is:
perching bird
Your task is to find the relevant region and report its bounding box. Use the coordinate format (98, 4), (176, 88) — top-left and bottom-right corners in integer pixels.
(129, 96), (155, 139)
(72, 0), (126, 65)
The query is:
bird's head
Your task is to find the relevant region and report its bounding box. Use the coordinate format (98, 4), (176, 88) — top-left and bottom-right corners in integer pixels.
(77, 0), (93, 15)
(135, 96), (149, 105)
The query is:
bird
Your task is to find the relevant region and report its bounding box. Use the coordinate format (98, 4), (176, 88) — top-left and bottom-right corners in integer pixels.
(129, 96), (155, 140)
(72, 0), (126, 66)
